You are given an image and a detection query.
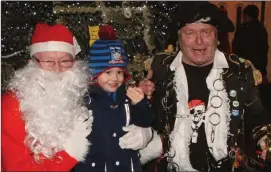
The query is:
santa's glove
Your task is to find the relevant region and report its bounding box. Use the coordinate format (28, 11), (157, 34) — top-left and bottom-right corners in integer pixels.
(63, 107), (93, 162)
(119, 125), (153, 150)
(139, 131), (163, 164)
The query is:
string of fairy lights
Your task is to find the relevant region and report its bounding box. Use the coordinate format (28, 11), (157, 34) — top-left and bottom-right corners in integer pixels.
(1, 1), (181, 92)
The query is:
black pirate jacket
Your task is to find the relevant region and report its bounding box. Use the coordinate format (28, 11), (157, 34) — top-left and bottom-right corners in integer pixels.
(150, 51), (270, 155)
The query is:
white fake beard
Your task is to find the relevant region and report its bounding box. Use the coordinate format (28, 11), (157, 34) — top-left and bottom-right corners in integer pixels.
(9, 60), (89, 160)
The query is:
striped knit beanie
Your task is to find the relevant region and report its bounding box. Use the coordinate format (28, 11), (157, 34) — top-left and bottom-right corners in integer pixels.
(88, 39), (131, 81)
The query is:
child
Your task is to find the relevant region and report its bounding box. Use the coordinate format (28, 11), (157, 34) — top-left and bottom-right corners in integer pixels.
(74, 25), (154, 172)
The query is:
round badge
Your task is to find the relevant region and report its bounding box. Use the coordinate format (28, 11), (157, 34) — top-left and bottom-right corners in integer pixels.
(213, 79), (225, 91)
(232, 101), (239, 107)
(231, 109), (239, 116)
(209, 113), (220, 126)
(210, 96), (223, 108)
(229, 90), (237, 97)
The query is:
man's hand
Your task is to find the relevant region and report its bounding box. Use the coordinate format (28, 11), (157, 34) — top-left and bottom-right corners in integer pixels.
(259, 139), (268, 160)
(126, 87), (144, 105)
(137, 79), (155, 99)
(119, 125), (152, 150)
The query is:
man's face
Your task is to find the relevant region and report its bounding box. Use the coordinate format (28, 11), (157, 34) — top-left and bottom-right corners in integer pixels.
(33, 51), (74, 73)
(97, 67), (124, 92)
(179, 23), (218, 66)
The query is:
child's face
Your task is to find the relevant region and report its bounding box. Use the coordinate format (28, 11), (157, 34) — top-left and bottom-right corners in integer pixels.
(97, 67), (124, 92)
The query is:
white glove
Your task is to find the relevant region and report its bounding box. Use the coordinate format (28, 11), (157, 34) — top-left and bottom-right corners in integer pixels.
(74, 107), (93, 137)
(139, 130), (163, 164)
(63, 107), (93, 162)
(119, 124), (152, 150)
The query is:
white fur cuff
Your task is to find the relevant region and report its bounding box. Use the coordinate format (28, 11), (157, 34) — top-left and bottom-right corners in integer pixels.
(139, 131), (163, 164)
(63, 129), (90, 162)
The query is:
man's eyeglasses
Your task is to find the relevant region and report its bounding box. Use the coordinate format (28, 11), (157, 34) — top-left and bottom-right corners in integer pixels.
(33, 57), (74, 69)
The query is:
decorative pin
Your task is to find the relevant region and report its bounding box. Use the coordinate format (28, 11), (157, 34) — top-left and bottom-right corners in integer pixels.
(124, 99), (131, 127)
(232, 101), (239, 107)
(231, 109), (239, 116)
(229, 90), (237, 97)
(192, 131), (198, 143)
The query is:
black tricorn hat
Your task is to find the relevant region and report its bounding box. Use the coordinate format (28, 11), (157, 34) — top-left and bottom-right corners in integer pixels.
(167, 2), (234, 46)
(173, 2), (235, 32)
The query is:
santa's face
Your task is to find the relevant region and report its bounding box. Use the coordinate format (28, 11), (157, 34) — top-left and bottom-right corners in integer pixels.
(33, 51), (74, 73)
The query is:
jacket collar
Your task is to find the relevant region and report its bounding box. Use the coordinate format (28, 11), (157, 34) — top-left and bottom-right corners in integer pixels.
(88, 84), (126, 104)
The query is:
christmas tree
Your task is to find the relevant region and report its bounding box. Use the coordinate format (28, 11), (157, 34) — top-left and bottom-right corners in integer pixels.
(1, 1), (183, 92)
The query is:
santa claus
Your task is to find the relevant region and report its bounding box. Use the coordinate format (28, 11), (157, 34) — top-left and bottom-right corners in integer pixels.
(1, 23), (93, 171)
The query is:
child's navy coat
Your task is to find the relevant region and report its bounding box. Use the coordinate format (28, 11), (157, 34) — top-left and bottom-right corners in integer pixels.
(73, 84), (153, 172)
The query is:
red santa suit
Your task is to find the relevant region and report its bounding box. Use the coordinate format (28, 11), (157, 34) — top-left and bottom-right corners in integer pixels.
(1, 23), (91, 171)
(2, 92), (79, 171)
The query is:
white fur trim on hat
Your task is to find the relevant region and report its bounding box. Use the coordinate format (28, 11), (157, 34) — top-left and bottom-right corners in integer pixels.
(30, 40), (80, 58)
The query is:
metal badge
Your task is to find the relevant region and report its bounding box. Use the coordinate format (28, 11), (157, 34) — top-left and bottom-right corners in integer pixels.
(229, 90), (237, 97)
(231, 109), (239, 116)
(232, 101), (239, 107)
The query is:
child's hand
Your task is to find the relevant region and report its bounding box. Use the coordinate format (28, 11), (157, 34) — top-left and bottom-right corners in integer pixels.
(126, 87), (144, 105)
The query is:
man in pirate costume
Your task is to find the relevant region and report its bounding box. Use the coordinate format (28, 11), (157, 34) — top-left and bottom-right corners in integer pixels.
(138, 2), (271, 172)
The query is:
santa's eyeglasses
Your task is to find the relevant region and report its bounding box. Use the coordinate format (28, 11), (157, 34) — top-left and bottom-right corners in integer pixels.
(33, 57), (74, 69)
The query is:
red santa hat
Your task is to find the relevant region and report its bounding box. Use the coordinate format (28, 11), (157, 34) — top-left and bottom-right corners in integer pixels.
(188, 99), (205, 109)
(30, 23), (81, 58)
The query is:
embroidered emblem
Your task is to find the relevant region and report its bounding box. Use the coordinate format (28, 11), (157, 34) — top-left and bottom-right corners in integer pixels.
(194, 17), (211, 23)
(109, 46), (124, 64)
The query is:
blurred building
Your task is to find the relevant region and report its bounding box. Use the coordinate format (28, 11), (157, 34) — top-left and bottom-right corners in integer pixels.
(211, 1), (271, 81)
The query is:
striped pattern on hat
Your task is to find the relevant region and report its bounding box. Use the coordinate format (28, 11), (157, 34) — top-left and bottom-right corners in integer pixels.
(88, 40), (128, 76)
